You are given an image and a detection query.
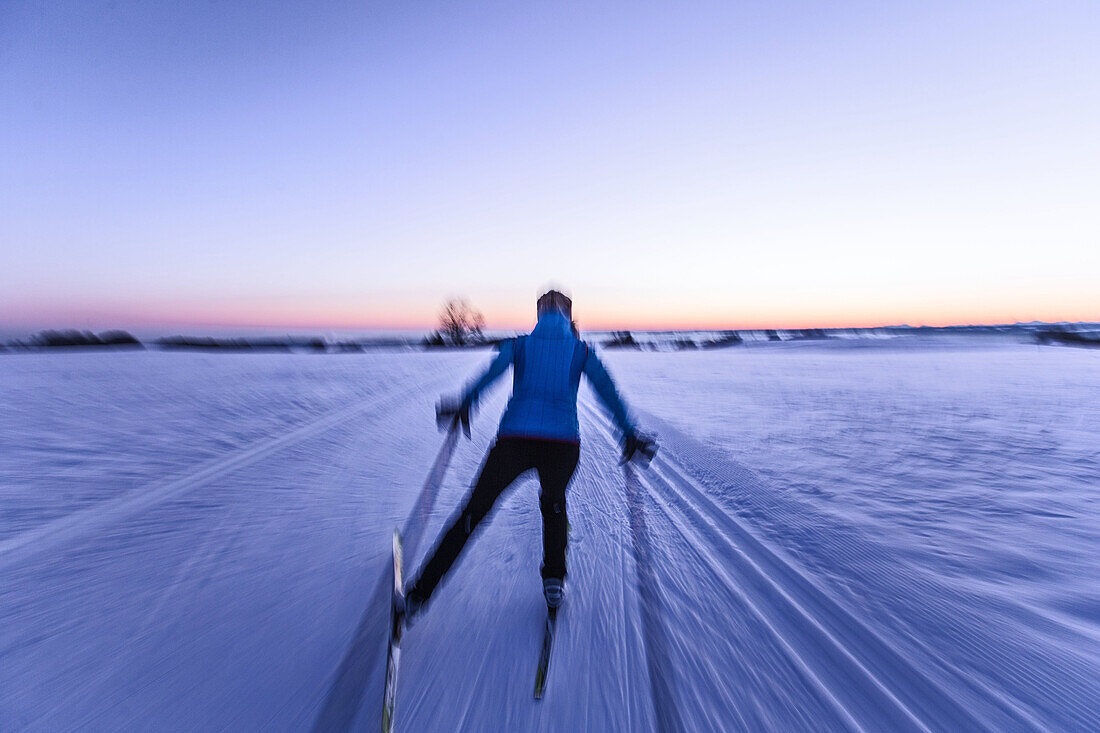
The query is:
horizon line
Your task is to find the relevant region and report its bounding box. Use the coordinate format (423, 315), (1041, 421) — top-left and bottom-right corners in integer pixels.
(4, 317), (1098, 339)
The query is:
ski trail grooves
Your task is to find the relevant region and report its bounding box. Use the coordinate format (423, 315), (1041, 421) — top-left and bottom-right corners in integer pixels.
(580, 399), (986, 732)
(622, 461), (687, 733)
(565, 432), (654, 731)
(629, 409), (1059, 732)
(642, 453), (984, 732)
(0, 378), (439, 571)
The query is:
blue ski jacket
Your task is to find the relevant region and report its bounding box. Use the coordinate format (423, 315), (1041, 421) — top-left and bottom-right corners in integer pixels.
(459, 311), (635, 443)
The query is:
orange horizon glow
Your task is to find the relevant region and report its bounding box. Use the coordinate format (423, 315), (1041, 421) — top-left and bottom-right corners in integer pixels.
(5, 298), (1098, 335)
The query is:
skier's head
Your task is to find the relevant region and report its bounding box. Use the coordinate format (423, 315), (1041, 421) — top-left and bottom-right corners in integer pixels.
(537, 289), (572, 320)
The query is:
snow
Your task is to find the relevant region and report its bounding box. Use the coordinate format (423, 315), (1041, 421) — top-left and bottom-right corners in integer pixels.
(1, 343), (1098, 731)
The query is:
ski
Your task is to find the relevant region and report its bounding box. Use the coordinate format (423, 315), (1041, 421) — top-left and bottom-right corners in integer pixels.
(381, 530), (404, 732)
(533, 605), (558, 700)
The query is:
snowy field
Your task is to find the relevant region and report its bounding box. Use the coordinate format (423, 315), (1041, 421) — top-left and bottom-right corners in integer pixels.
(1, 342), (1098, 731)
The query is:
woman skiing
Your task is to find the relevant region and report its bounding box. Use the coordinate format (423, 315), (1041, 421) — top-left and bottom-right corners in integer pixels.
(404, 289), (655, 618)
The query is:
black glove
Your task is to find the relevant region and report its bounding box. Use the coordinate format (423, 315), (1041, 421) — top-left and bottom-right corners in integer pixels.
(620, 431), (657, 465)
(436, 397), (471, 438)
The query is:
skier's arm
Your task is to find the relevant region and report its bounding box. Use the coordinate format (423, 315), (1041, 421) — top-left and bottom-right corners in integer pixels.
(582, 347), (635, 438)
(459, 338), (515, 410)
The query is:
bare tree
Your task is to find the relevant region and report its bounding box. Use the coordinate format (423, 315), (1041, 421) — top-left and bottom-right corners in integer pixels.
(437, 298), (486, 345)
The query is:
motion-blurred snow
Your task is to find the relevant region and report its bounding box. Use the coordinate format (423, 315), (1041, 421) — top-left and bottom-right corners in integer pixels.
(1, 342), (1097, 731)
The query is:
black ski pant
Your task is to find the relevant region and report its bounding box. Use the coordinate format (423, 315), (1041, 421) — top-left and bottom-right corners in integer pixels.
(410, 437), (580, 603)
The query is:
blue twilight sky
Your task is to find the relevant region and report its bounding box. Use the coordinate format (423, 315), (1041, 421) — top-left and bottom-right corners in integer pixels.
(2, 0), (1098, 332)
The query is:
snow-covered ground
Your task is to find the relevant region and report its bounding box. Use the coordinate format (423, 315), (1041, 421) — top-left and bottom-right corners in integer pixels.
(1, 342), (1097, 731)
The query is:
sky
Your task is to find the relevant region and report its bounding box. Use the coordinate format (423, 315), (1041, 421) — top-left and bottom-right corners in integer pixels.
(2, 0), (1098, 333)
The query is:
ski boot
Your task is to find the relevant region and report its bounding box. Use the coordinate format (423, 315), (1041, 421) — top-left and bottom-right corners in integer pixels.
(543, 577), (564, 609)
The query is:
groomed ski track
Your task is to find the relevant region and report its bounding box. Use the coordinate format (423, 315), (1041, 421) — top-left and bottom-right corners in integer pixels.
(384, 394), (996, 733)
(3, 355), (1095, 731)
